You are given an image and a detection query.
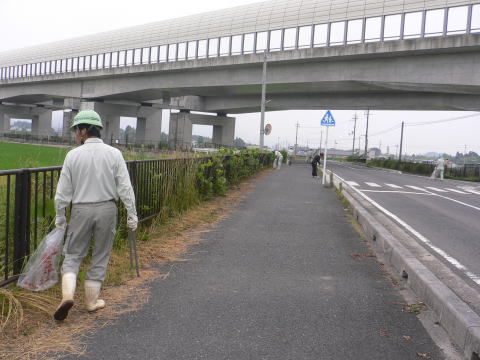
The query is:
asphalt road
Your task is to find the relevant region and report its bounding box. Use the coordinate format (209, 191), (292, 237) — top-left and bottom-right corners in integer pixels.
(65, 166), (445, 360)
(327, 161), (480, 289)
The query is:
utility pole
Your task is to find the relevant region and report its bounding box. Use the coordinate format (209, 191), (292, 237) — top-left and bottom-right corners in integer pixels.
(351, 112), (358, 155)
(294, 122), (299, 155)
(399, 121), (404, 161)
(364, 109), (370, 156)
(259, 51), (267, 149)
(464, 144), (467, 165)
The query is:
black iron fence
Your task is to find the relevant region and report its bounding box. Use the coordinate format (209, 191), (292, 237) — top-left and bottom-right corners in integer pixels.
(445, 164), (480, 179)
(0, 167), (62, 283)
(0, 153), (272, 287)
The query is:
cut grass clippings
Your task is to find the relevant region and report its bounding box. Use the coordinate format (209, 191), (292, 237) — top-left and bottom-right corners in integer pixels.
(0, 170), (270, 360)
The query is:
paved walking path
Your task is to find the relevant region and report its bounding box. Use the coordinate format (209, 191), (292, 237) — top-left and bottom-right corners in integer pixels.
(69, 166), (445, 359)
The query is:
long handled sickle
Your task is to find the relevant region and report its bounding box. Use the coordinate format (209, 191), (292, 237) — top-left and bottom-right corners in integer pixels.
(128, 230), (140, 277)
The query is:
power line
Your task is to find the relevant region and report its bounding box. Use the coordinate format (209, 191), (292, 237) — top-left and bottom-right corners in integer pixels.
(406, 113), (480, 127)
(357, 112), (480, 139)
(368, 124), (402, 137)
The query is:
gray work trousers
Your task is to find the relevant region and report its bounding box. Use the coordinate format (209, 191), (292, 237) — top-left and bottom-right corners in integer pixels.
(62, 201), (117, 282)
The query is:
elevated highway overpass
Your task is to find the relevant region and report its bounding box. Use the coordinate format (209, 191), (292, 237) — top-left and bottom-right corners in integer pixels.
(1, 0), (480, 148)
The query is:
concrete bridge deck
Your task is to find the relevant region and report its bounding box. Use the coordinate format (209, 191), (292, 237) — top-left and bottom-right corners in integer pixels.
(64, 165), (447, 360)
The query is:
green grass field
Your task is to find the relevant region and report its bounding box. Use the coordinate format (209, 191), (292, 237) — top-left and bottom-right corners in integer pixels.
(0, 142), (70, 170)
(0, 142), (168, 171)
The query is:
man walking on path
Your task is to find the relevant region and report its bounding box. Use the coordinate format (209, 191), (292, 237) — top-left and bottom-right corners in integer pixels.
(53, 110), (138, 321)
(273, 150), (283, 169)
(432, 156), (446, 180)
(311, 152), (322, 178)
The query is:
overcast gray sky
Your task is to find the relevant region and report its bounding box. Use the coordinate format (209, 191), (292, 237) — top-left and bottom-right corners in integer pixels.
(1, 0), (478, 156)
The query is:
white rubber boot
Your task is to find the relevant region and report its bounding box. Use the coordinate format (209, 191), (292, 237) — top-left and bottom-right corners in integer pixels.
(84, 280), (106, 312)
(53, 272), (76, 321)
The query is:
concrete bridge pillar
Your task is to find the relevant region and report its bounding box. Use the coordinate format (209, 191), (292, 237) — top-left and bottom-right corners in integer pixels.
(62, 110), (78, 140)
(136, 109), (163, 146)
(31, 110), (53, 137)
(168, 110), (193, 151)
(212, 114), (235, 147)
(168, 111), (235, 150)
(103, 115), (121, 145)
(80, 102), (120, 144)
(0, 109), (10, 134)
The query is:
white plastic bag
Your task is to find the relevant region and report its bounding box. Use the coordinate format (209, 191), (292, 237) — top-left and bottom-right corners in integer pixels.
(17, 228), (65, 291)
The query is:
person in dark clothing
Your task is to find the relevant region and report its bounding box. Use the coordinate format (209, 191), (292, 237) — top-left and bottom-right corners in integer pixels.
(311, 154), (321, 178)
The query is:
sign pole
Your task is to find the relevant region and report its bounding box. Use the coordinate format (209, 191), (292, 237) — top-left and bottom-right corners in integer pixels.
(398, 121), (404, 161)
(320, 110), (335, 185)
(259, 51), (267, 149)
(322, 126), (329, 185)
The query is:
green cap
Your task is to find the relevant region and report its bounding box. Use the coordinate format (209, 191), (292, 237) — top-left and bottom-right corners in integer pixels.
(71, 110), (103, 129)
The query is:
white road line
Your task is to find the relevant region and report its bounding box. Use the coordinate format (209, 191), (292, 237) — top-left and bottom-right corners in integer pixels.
(405, 185), (428, 192)
(464, 189), (480, 195)
(365, 182), (381, 188)
(404, 186), (480, 212)
(385, 183), (402, 189)
(425, 187), (448, 193)
(445, 188), (468, 194)
(333, 173), (480, 285)
(346, 181), (359, 187)
(361, 190), (433, 195)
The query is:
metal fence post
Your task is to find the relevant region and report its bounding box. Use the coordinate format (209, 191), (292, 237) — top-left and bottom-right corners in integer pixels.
(130, 161), (138, 212)
(13, 170), (31, 275)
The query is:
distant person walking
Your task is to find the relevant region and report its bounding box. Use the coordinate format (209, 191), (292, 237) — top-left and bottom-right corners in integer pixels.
(53, 110), (138, 321)
(273, 150), (283, 169)
(432, 156), (445, 180)
(311, 153), (321, 178)
(287, 149), (293, 165)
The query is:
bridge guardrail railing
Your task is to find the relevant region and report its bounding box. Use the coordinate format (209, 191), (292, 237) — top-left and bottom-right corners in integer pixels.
(2, 3), (480, 81)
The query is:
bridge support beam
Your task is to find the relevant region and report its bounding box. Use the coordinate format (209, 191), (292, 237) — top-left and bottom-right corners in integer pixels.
(168, 111), (235, 151)
(31, 109), (53, 137)
(136, 109), (163, 146)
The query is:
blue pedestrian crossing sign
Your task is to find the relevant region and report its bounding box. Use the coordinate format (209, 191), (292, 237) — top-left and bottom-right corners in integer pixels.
(321, 110), (336, 126)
